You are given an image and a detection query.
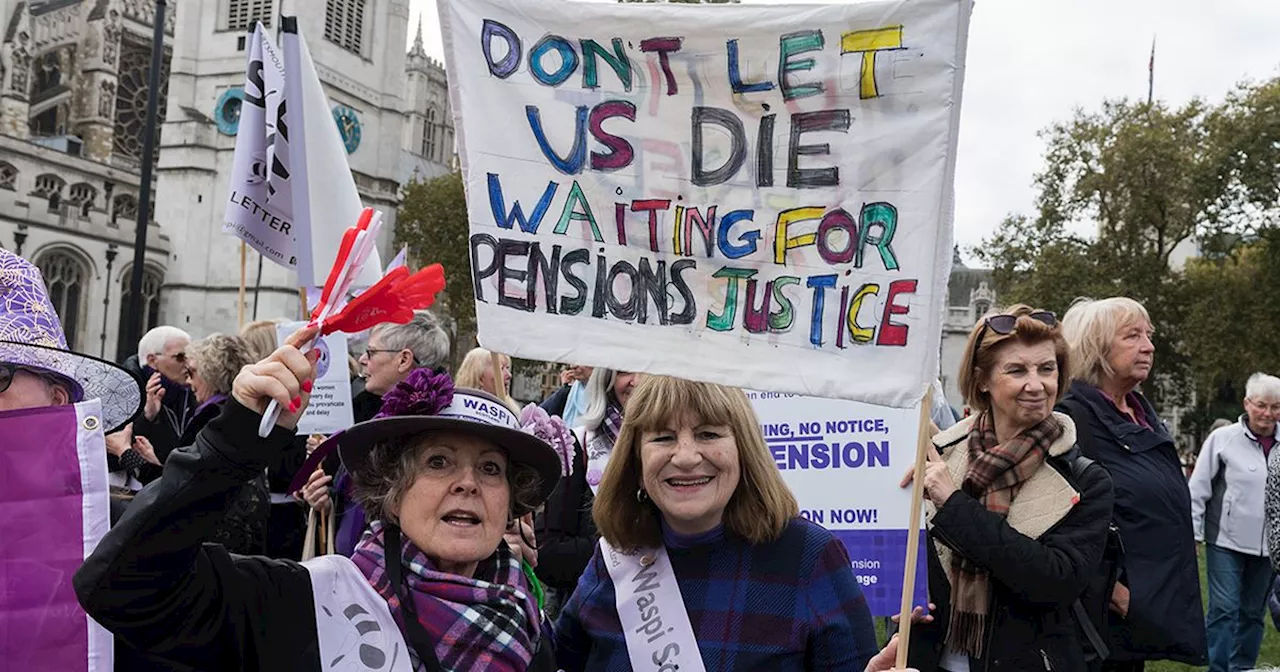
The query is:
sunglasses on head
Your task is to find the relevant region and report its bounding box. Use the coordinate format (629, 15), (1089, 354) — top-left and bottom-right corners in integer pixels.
(981, 310), (1056, 336)
(969, 310), (1058, 372)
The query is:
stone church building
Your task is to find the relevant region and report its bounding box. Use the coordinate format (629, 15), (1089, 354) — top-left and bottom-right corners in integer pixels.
(0, 0), (454, 361)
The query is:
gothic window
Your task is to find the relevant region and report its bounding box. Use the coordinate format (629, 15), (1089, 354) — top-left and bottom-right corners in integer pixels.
(30, 51), (62, 101)
(33, 173), (65, 213)
(324, 0), (367, 55)
(112, 193), (138, 225)
(422, 108), (437, 160)
(226, 0), (273, 31)
(116, 266), (163, 360)
(36, 250), (87, 349)
(68, 183), (97, 218)
(0, 162), (16, 191)
(113, 37), (171, 163)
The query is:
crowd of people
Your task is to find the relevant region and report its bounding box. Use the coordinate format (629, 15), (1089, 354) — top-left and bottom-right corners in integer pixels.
(6, 239), (1280, 671)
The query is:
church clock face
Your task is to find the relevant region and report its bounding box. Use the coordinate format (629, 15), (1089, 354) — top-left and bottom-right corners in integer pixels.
(332, 105), (362, 154)
(214, 87), (245, 136)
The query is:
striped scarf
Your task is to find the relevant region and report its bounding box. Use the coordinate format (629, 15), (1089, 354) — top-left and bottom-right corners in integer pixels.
(947, 412), (1061, 658)
(352, 521), (539, 671)
(598, 391), (624, 447)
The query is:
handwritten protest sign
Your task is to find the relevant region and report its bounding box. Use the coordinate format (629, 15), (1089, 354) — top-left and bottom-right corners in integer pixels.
(441, 0), (970, 407)
(278, 322), (354, 435)
(749, 391), (927, 615)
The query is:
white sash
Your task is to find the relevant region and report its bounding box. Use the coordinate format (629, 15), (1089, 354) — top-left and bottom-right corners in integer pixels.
(600, 538), (706, 672)
(305, 555), (413, 672)
(580, 427), (613, 495)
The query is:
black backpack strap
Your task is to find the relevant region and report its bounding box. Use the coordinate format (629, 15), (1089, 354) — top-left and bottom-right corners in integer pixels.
(386, 524), (445, 672)
(1072, 598), (1110, 661)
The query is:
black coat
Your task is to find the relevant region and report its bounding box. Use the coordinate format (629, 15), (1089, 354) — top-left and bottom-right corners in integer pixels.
(1058, 382), (1208, 665)
(540, 384), (571, 418)
(533, 431), (597, 615)
(75, 401), (556, 672)
(907, 414), (1114, 672)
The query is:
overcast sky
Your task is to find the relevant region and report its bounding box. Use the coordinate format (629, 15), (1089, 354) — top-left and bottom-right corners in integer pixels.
(407, 0), (1280, 260)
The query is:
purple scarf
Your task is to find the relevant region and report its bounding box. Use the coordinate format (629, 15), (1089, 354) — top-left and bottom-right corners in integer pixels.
(598, 391), (624, 447)
(351, 521), (539, 671)
(192, 392), (228, 419)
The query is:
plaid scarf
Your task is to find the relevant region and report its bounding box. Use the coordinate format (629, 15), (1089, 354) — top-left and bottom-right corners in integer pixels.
(598, 391), (624, 446)
(946, 412), (1061, 658)
(352, 520), (539, 672)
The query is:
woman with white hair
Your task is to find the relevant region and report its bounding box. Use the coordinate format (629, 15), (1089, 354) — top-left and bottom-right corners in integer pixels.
(1192, 372), (1280, 672)
(533, 367), (638, 618)
(1058, 297), (1207, 670)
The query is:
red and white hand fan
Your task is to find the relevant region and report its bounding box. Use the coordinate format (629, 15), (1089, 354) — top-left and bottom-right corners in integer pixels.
(258, 207), (446, 437)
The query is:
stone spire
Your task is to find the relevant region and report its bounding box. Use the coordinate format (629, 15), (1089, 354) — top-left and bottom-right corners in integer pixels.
(410, 15), (425, 58)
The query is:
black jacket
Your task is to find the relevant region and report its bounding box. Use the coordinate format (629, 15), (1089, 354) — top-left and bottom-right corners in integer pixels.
(123, 357), (196, 467)
(533, 430), (597, 607)
(1058, 382), (1208, 665)
(75, 401), (555, 672)
(907, 413), (1114, 672)
(540, 384), (571, 418)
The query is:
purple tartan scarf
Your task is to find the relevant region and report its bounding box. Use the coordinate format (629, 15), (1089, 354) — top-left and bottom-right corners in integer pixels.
(599, 391), (624, 447)
(351, 520), (539, 672)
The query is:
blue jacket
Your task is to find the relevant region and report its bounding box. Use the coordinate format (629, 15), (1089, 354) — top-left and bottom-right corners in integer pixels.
(1058, 382), (1207, 665)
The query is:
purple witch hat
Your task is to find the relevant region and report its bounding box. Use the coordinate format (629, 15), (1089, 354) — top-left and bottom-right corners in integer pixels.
(0, 249), (142, 432)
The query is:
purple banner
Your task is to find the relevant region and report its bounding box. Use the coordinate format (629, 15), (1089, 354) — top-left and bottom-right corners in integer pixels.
(0, 401), (111, 671)
(830, 529), (929, 618)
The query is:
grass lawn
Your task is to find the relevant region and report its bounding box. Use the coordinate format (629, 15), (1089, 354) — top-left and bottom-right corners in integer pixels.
(875, 546), (1280, 671)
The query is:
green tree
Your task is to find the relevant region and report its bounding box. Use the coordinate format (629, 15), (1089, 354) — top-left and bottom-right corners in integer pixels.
(976, 99), (1226, 405)
(395, 171), (474, 363)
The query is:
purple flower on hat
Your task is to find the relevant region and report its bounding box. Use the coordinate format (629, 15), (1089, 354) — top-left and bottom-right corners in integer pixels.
(520, 404), (575, 477)
(376, 368), (454, 418)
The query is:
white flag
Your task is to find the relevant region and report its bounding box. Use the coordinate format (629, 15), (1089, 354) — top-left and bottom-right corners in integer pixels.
(384, 245), (408, 275)
(280, 18), (381, 288)
(223, 23), (296, 267)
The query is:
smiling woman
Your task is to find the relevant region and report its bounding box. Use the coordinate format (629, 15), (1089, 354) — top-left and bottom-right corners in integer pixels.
(899, 304), (1116, 672)
(553, 375), (879, 671)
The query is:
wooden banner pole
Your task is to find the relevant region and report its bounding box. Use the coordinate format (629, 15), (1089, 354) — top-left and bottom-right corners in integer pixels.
(895, 386), (935, 669)
(237, 242), (247, 329)
(489, 350), (506, 401)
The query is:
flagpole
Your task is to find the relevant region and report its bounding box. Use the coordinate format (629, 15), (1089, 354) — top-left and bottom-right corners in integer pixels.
(124, 0), (167, 351)
(1147, 35), (1155, 106)
(238, 241), (247, 328)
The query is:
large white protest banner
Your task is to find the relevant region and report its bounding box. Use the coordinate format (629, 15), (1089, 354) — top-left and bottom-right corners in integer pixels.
(441, 0), (971, 407)
(278, 322), (354, 435)
(749, 391), (927, 616)
(224, 20), (382, 289)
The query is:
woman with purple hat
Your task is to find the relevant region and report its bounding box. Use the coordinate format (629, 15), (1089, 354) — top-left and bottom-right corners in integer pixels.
(75, 327), (563, 671)
(0, 249), (141, 433)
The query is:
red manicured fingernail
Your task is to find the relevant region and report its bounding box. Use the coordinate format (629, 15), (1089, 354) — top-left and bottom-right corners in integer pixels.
(289, 398), (300, 413)
(302, 380), (313, 393)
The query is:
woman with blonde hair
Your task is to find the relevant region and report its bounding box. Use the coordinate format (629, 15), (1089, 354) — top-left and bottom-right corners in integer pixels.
(1058, 297), (1206, 670)
(238, 319), (283, 362)
(456, 347), (517, 409)
(554, 375), (877, 670)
